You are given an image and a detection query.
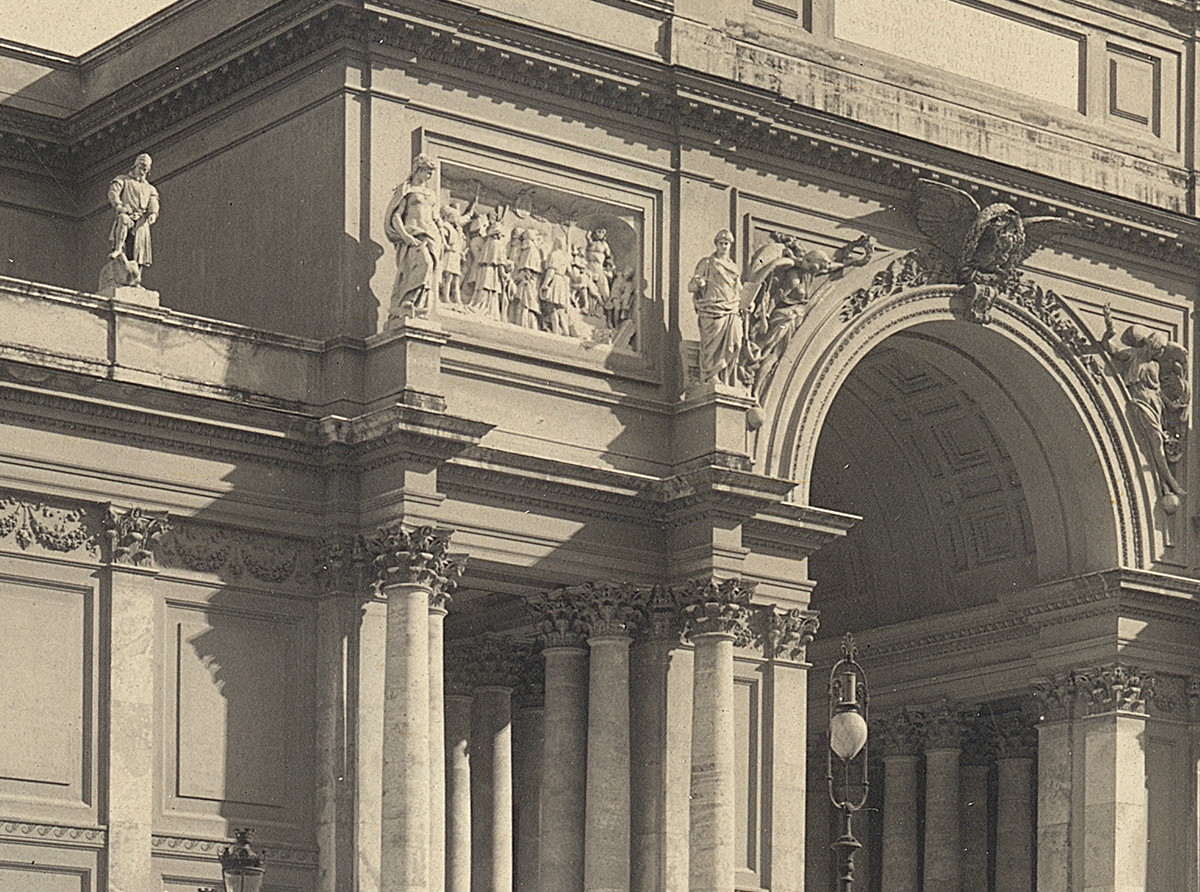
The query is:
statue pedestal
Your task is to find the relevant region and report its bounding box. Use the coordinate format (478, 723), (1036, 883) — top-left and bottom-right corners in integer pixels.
(98, 258), (159, 307)
(100, 285), (160, 307)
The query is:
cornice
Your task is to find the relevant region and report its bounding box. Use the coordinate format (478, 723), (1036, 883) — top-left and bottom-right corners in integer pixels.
(1, 0), (1194, 265)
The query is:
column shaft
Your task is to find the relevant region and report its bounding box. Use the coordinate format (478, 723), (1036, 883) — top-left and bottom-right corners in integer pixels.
(1037, 721), (1072, 892)
(429, 604), (447, 892)
(923, 747), (962, 892)
(539, 646), (588, 892)
(586, 634), (632, 892)
(631, 639), (693, 892)
(960, 762), (989, 892)
(689, 632), (736, 892)
(996, 757), (1034, 892)
(358, 596), (389, 892)
(381, 582), (431, 892)
(767, 659), (809, 892)
(316, 595), (356, 892)
(881, 755), (919, 892)
(471, 686), (513, 892)
(445, 694), (472, 892)
(1082, 713), (1148, 892)
(514, 705), (545, 892)
(107, 566), (157, 892)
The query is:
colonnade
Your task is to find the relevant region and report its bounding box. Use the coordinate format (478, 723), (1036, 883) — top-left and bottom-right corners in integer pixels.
(361, 528), (819, 892)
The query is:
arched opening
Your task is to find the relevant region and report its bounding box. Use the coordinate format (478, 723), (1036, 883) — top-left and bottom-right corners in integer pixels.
(755, 284), (1150, 634)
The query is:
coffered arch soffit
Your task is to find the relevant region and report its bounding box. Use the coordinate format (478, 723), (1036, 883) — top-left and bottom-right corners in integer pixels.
(753, 273), (1153, 576)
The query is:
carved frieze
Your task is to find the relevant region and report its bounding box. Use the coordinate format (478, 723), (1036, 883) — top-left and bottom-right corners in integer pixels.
(158, 521), (309, 585)
(0, 495), (99, 556)
(405, 161), (644, 353)
(446, 634), (535, 690)
(0, 821), (105, 848)
(150, 833), (318, 867)
(105, 505), (170, 566)
(361, 524), (465, 594)
(752, 605), (819, 661)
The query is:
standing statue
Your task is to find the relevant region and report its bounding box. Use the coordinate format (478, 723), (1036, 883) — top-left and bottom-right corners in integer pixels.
(384, 153), (443, 325)
(438, 198), (476, 307)
(540, 237), (574, 336)
(467, 217), (511, 320)
(1099, 305), (1189, 506)
(106, 153), (159, 288)
(912, 179), (1079, 322)
(509, 229), (544, 329)
(689, 229), (744, 387)
(585, 228), (615, 316)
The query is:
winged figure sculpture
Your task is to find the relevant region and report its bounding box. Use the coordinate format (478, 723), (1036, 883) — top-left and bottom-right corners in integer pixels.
(913, 179), (1080, 321)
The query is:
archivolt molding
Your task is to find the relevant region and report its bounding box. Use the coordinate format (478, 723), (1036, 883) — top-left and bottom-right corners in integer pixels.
(757, 270), (1146, 568)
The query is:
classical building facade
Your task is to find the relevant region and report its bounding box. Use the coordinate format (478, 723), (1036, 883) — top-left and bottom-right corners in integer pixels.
(1, 0), (1198, 890)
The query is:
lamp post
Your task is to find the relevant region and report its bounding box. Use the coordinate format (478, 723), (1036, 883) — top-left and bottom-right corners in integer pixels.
(827, 633), (868, 892)
(210, 828), (266, 892)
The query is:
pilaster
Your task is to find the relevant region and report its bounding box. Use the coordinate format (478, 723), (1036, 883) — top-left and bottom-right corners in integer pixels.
(103, 505), (169, 892)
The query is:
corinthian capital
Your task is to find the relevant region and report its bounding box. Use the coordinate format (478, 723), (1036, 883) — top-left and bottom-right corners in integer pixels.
(528, 589), (589, 648)
(680, 576), (755, 645)
(752, 606), (819, 661)
(314, 533), (368, 593)
(362, 524), (465, 593)
(446, 634), (535, 689)
(569, 581), (640, 638)
(634, 584), (687, 643)
(1072, 663), (1153, 716)
(105, 505), (171, 566)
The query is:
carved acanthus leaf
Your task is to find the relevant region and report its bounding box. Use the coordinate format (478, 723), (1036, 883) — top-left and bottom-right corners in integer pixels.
(528, 589), (589, 648)
(362, 524), (464, 593)
(105, 505), (171, 566)
(447, 634), (535, 690)
(752, 605), (819, 661)
(1072, 663), (1153, 715)
(871, 708), (924, 756)
(679, 576), (755, 645)
(314, 533), (369, 593)
(568, 580), (641, 638)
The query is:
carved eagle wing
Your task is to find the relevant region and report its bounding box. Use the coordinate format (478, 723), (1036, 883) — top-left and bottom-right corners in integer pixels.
(1018, 217), (1084, 265)
(913, 179), (980, 260)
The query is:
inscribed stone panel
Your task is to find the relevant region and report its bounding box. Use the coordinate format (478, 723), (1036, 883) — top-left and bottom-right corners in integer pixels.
(835, 0), (1082, 110)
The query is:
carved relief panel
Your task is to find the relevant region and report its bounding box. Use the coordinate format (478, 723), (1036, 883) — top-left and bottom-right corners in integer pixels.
(390, 132), (659, 375)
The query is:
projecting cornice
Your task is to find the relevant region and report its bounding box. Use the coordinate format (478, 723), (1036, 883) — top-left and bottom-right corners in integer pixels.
(0, 0), (1195, 264)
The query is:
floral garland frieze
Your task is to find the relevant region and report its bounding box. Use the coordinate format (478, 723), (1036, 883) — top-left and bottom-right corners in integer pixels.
(156, 520), (309, 585)
(0, 495), (99, 557)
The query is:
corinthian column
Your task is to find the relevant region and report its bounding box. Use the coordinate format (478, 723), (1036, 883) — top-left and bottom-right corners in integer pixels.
(444, 654), (474, 892)
(530, 590), (590, 892)
(754, 606), (819, 892)
(921, 701), (962, 892)
(368, 524), (464, 892)
(875, 709), (921, 892)
(465, 635), (532, 892)
(430, 589), (451, 892)
(577, 583), (639, 892)
(994, 712), (1036, 892)
(682, 578), (754, 892)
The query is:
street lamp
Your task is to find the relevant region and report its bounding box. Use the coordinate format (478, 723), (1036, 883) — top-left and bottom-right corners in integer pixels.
(827, 633), (869, 892)
(217, 828), (266, 892)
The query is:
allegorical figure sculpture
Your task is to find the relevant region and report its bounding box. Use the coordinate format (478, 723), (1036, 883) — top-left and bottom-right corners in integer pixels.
(1099, 305), (1189, 506)
(106, 153), (159, 287)
(742, 232), (874, 400)
(384, 153), (443, 325)
(689, 229), (743, 387)
(913, 179), (1078, 322)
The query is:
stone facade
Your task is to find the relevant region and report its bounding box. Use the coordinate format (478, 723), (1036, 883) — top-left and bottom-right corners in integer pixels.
(2, 1), (1200, 891)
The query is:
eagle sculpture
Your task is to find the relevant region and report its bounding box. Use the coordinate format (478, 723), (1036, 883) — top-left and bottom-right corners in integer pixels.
(913, 179), (1080, 320)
